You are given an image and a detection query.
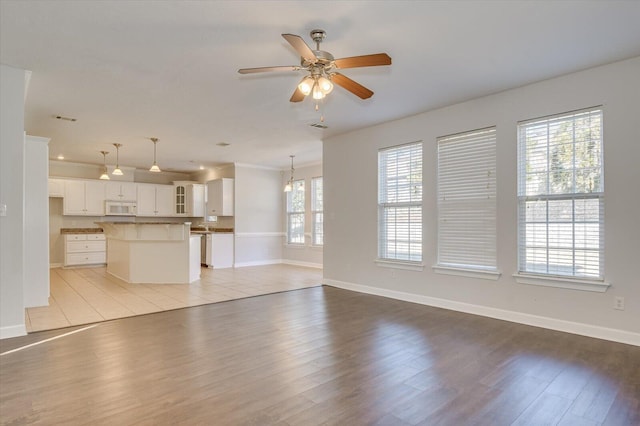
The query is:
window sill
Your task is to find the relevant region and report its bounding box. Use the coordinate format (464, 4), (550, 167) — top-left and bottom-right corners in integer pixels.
(433, 265), (501, 280)
(375, 259), (424, 271)
(285, 243), (306, 249)
(513, 273), (610, 293)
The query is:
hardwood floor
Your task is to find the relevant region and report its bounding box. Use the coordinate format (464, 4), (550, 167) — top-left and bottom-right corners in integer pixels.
(2, 285), (639, 425)
(25, 264), (323, 332)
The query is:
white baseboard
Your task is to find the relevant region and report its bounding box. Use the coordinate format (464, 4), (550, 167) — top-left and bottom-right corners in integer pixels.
(50, 263), (62, 269)
(0, 324), (27, 340)
(282, 259), (323, 269)
(323, 278), (640, 347)
(234, 259), (283, 268)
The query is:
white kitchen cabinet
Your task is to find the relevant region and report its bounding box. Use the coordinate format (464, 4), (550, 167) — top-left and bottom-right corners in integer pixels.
(174, 184), (187, 216)
(205, 233), (234, 268)
(63, 179), (105, 215)
(48, 178), (65, 197)
(186, 184), (205, 217)
(206, 178), (234, 216)
(105, 181), (137, 201)
(64, 233), (106, 266)
(137, 183), (174, 216)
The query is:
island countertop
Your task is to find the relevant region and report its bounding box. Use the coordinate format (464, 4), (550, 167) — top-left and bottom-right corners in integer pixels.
(60, 228), (104, 234)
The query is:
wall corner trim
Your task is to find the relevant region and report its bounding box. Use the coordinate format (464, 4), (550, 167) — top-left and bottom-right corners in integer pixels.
(322, 278), (640, 347)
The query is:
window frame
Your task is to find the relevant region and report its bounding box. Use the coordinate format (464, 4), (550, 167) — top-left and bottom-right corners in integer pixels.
(377, 141), (423, 269)
(311, 176), (323, 246)
(515, 106), (609, 292)
(286, 179), (305, 245)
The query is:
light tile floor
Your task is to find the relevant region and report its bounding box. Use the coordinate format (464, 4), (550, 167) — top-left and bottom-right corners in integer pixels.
(26, 264), (323, 333)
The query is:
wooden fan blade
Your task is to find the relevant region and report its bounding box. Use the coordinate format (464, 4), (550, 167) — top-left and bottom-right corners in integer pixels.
(290, 87), (306, 102)
(334, 53), (392, 69)
(238, 66), (299, 74)
(331, 73), (374, 99)
(282, 34), (317, 62)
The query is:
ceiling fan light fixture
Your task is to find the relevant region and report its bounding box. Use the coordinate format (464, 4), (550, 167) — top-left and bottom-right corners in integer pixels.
(317, 76), (333, 94)
(312, 82), (325, 100)
(298, 76), (314, 96)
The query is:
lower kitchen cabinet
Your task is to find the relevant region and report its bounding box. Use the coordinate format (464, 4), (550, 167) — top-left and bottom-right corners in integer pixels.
(64, 234), (106, 267)
(205, 233), (234, 268)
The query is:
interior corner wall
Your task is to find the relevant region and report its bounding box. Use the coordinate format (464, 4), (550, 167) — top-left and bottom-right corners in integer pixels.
(233, 164), (283, 267)
(0, 64), (27, 339)
(323, 57), (640, 344)
(281, 163), (323, 268)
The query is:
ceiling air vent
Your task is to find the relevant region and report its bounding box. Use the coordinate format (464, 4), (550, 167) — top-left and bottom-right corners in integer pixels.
(310, 123), (328, 129)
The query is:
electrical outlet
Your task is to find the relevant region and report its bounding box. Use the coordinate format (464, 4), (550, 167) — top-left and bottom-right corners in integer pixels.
(614, 296), (625, 311)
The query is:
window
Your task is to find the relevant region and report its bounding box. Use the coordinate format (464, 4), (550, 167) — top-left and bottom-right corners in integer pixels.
(378, 141), (422, 263)
(517, 107), (604, 279)
(287, 179), (305, 244)
(312, 177), (323, 246)
(437, 127), (497, 273)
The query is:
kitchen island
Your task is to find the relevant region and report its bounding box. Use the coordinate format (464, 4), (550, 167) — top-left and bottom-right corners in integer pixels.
(97, 222), (201, 284)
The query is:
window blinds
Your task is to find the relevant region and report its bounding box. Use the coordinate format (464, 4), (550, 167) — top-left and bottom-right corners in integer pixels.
(437, 127), (497, 270)
(378, 141), (423, 262)
(517, 107), (603, 279)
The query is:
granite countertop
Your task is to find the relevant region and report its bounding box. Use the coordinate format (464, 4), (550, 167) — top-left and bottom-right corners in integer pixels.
(190, 227), (234, 234)
(96, 222), (191, 225)
(60, 228), (103, 234)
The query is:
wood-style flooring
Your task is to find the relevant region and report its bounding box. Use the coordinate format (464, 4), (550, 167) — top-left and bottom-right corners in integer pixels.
(25, 265), (322, 333)
(2, 285), (639, 425)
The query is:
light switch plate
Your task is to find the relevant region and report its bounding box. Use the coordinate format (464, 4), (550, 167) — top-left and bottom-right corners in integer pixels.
(0, 204), (6, 217)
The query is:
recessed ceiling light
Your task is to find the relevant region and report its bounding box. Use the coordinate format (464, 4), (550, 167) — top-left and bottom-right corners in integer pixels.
(199, 165), (205, 170)
(216, 142), (230, 147)
(57, 154), (65, 160)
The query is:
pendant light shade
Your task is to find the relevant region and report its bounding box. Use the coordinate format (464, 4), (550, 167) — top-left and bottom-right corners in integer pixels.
(112, 143), (123, 175)
(284, 155), (295, 192)
(149, 137), (161, 173)
(99, 151), (110, 180)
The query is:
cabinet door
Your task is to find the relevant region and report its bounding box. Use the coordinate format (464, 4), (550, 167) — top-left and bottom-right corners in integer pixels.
(207, 178), (234, 216)
(105, 181), (122, 200)
(174, 185), (186, 216)
(63, 180), (87, 215)
(187, 184), (205, 217)
(136, 184), (157, 216)
(156, 185), (175, 217)
(120, 182), (137, 201)
(84, 180), (106, 215)
(48, 178), (65, 197)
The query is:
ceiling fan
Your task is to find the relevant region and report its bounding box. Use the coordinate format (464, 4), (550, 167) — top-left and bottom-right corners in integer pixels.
(238, 29), (391, 103)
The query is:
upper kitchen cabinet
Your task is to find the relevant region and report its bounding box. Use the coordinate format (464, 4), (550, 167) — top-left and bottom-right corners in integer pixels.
(48, 178), (65, 197)
(105, 181), (137, 201)
(188, 184), (205, 217)
(64, 179), (105, 215)
(206, 178), (234, 216)
(137, 183), (174, 217)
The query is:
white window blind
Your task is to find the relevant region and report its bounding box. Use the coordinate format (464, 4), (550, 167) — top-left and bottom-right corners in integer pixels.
(287, 179), (305, 244)
(437, 127), (497, 270)
(312, 177), (323, 246)
(378, 141), (422, 262)
(517, 107), (604, 279)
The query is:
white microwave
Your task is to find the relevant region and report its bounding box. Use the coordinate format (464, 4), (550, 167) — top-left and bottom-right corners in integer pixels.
(105, 201), (137, 216)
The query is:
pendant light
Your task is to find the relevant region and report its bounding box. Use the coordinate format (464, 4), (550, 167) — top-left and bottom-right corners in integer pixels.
(112, 143), (123, 175)
(149, 137), (161, 172)
(284, 155), (295, 192)
(99, 151), (110, 180)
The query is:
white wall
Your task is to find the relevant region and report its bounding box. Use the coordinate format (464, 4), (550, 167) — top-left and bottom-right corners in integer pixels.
(282, 163), (323, 268)
(233, 164), (283, 266)
(323, 57), (640, 345)
(0, 64), (27, 338)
